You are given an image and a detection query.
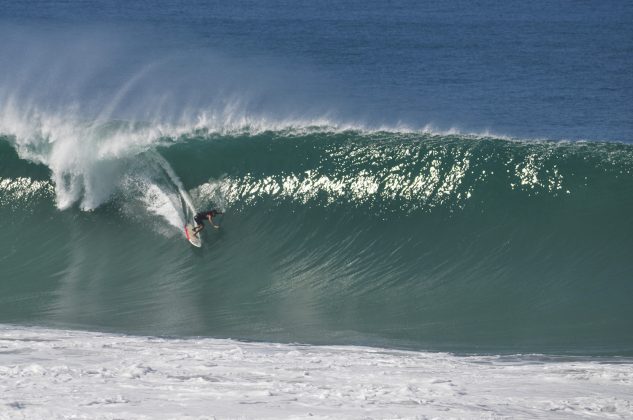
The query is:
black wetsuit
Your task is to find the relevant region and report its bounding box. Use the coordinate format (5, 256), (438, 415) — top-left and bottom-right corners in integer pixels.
(194, 210), (219, 226)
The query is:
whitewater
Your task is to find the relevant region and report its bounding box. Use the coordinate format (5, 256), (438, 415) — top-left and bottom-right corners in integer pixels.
(1, 325), (632, 419)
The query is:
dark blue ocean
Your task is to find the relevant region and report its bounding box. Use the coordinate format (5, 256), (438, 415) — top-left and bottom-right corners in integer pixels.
(3, 0), (632, 140)
(1, 1), (632, 355)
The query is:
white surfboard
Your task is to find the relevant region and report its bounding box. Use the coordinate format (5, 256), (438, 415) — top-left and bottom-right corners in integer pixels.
(184, 223), (202, 248)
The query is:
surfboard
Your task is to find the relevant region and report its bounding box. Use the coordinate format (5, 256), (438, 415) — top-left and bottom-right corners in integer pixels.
(184, 223), (202, 248)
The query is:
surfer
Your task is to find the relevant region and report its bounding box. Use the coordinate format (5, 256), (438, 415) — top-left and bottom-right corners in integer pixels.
(193, 209), (223, 234)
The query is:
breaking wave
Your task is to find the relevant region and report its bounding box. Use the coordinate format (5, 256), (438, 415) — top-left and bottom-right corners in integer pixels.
(1, 120), (632, 355)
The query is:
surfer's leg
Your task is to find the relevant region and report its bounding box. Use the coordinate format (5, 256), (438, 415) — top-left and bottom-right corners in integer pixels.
(192, 216), (203, 234)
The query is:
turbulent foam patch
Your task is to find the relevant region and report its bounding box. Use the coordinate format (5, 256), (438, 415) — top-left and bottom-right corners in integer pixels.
(0, 111), (167, 210)
(0, 325), (632, 419)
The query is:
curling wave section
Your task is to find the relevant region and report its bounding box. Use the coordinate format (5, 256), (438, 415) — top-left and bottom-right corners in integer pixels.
(1, 129), (632, 355)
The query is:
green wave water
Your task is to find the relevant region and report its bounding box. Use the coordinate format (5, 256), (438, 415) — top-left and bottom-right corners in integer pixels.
(1, 129), (632, 355)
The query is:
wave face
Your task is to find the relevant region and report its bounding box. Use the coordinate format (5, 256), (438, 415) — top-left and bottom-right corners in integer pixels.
(1, 126), (633, 355)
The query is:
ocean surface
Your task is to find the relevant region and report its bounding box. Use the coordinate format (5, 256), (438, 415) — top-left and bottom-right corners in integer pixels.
(1, 0), (633, 361)
(2, 1), (633, 417)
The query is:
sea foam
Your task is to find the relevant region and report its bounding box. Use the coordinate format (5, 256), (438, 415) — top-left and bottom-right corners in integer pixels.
(0, 325), (631, 419)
